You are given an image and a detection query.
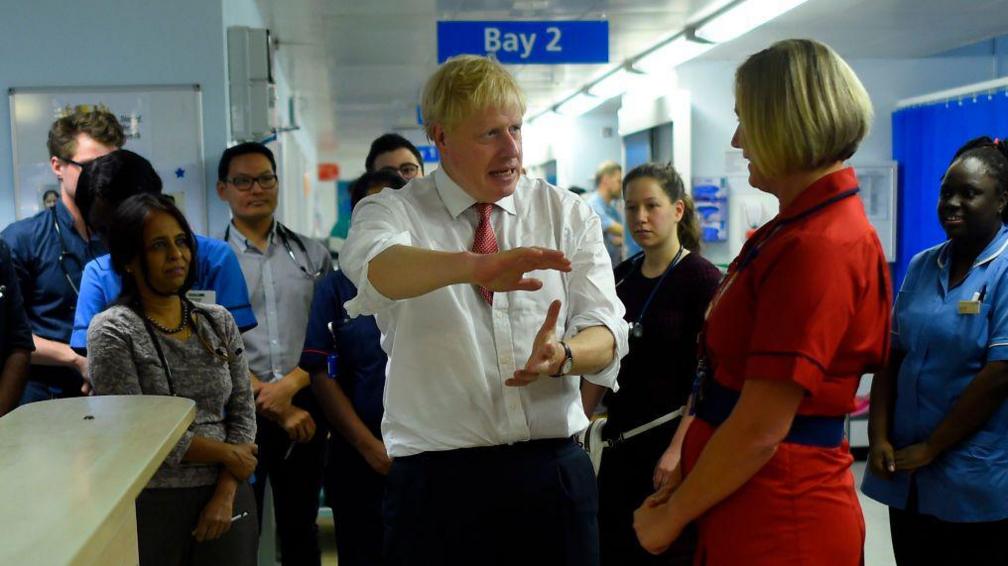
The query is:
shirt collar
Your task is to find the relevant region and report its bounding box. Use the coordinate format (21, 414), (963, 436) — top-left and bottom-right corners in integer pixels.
(778, 167), (860, 221)
(937, 224), (1008, 269)
(229, 218), (277, 251)
(433, 168), (517, 219)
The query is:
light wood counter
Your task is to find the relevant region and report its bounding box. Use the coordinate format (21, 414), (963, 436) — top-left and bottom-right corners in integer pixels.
(0, 395), (195, 565)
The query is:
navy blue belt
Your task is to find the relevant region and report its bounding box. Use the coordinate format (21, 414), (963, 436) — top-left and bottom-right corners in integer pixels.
(695, 379), (845, 448)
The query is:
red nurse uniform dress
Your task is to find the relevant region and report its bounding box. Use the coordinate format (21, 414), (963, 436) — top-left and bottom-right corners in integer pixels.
(682, 167), (891, 565)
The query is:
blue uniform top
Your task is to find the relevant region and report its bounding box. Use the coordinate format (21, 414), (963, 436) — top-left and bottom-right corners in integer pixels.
(1, 200), (104, 386)
(70, 234), (257, 351)
(0, 240), (36, 357)
(587, 191), (624, 265)
(862, 225), (1008, 522)
(299, 269), (386, 434)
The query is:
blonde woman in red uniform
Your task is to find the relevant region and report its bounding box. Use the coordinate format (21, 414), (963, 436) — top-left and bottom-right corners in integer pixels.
(634, 38), (891, 564)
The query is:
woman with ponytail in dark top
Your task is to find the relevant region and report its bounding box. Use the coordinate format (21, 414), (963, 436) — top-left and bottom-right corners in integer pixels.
(598, 163), (721, 566)
(863, 136), (1008, 565)
(87, 194), (258, 565)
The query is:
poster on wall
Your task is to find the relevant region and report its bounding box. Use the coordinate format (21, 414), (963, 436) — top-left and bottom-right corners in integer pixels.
(9, 84), (207, 233)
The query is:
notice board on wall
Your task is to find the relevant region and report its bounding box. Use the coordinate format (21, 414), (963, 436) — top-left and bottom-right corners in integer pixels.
(9, 85), (207, 232)
(853, 163), (897, 262)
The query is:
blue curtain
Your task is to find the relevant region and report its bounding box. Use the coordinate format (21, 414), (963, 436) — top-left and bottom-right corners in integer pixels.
(892, 88), (1008, 285)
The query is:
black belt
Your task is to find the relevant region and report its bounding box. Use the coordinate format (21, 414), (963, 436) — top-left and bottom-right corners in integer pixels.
(696, 379), (845, 448)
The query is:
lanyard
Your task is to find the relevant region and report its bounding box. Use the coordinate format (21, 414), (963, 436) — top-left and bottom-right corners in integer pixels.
(628, 245), (686, 339)
(690, 187), (860, 414)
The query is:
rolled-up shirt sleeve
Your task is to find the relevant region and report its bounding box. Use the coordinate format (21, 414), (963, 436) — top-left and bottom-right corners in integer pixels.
(340, 195), (413, 318)
(564, 201), (628, 390)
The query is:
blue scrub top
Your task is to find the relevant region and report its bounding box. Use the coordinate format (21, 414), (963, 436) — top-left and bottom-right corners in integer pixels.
(1, 201), (104, 386)
(0, 240), (36, 357)
(862, 225), (1008, 522)
(70, 234), (257, 351)
(299, 269), (386, 433)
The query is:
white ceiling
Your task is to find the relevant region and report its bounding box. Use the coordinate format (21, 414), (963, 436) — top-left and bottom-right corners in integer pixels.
(253, 0), (1008, 165)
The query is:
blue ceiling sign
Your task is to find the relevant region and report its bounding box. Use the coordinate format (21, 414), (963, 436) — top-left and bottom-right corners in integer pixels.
(417, 145), (439, 163)
(437, 21), (609, 64)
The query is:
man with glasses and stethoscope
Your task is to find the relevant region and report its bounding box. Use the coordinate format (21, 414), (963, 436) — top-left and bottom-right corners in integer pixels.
(1, 108), (118, 404)
(216, 142), (332, 566)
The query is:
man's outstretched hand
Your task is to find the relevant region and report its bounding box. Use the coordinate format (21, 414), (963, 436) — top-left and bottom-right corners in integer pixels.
(471, 248), (571, 293)
(507, 300), (564, 387)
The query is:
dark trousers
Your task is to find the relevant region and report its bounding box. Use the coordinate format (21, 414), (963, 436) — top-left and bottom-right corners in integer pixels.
(251, 389), (326, 566)
(383, 437), (599, 566)
(136, 482), (258, 566)
(598, 419), (696, 566)
(324, 438), (386, 566)
(890, 483), (1008, 566)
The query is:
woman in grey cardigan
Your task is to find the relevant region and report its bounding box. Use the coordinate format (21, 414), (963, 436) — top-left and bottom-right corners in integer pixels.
(87, 193), (258, 566)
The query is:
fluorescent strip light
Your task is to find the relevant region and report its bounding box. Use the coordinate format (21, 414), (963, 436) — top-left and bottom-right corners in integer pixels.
(634, 37), (714, 75)
(695, 0), (809, 43)
(588, 69), (639, 99)
(556, 92), (603, 116)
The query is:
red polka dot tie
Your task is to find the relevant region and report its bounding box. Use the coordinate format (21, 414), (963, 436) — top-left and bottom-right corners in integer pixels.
(472, 203), (498, 304)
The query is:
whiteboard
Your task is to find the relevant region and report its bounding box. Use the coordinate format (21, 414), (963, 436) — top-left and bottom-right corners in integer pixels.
(853, 163), (897, 262)
(9, 85), (207, 233)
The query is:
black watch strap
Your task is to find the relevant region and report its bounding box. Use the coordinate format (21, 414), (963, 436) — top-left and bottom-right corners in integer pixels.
(551, 341), (573, 377)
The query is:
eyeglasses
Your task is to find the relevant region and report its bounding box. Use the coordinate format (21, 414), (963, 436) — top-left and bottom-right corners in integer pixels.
(381, 163), (421, 179)
(226, 174), (279, 191)
(61, 157), (94, 169)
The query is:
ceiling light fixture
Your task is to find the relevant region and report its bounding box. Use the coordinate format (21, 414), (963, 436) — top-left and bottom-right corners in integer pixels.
(556, 92), (603, 116)
(588, 68), (645, 100)
(694, 0), (809, 43)
(633, 36), (714, 75)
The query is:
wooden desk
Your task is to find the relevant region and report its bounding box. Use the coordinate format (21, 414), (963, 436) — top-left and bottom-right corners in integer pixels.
(0, 396), (195, 565)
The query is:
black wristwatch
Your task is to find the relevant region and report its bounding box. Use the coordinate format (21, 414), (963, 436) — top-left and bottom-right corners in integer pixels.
(551, 341), (574, 377)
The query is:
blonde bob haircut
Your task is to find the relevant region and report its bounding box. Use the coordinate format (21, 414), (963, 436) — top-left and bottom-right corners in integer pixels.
(735, 39), (873, 178)
(421, 55), (527, 139)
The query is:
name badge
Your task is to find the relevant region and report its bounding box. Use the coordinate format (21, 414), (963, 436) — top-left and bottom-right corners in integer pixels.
(186, 289), (217, 305)
(958, 300), (981, 315)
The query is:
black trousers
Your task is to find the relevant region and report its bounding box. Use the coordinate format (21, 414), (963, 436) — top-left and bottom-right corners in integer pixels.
(136, 482), (258, 566)
(324, 438), (386, 566)
(251, 388), (326, 566)
(383, 437), (599, 566)
(890, 482), (1008, 566)
(598, 418), (696, 566)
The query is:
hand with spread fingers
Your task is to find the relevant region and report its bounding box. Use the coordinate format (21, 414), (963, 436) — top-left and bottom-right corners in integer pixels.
(507, 300), (564, 387)
(471, 247), (571, 293)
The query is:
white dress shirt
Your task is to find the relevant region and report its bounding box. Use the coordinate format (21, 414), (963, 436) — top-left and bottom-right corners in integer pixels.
(341, 168), (629, 457)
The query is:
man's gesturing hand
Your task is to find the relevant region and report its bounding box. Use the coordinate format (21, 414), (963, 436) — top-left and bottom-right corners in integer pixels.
(507, 300), (565, 387)
(471, 247), (571, 293)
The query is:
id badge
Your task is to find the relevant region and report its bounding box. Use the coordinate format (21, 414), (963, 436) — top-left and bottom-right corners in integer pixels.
(186, 289), (217, 305)
(958, 300), (981, 315)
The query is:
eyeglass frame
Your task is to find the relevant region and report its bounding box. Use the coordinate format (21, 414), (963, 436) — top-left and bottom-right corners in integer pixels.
(224, 173), (280, 192)
(379, 163), (421, 178)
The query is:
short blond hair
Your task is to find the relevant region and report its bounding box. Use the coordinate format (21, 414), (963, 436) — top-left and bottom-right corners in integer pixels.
(594, 161), (622, 187)
(421, 55), (527, 139)
(735, 39), (873, 178)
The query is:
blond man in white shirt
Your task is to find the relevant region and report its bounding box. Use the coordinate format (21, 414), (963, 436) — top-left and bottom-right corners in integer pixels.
(341, 55), (628, 566)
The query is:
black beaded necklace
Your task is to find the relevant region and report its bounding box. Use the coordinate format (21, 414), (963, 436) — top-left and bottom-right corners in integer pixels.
(144, 299), (190, 334)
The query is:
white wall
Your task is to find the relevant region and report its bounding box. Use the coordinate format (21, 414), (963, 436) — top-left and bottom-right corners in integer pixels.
(0, 0), (229, 233)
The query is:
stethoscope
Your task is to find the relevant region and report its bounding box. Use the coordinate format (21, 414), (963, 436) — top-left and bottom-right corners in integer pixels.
(51, 207), (94, 297)
(619, 245), (686, 340)
(225, 222), (323, 280)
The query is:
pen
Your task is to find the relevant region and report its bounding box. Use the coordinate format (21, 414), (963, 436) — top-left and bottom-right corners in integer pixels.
(231, 511), (249, 522)
(979, 285), (988, 302)
(284, 442), (295, 460)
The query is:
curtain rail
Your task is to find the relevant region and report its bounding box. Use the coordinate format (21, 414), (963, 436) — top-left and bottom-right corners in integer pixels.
(895, 77), (1008, 110)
